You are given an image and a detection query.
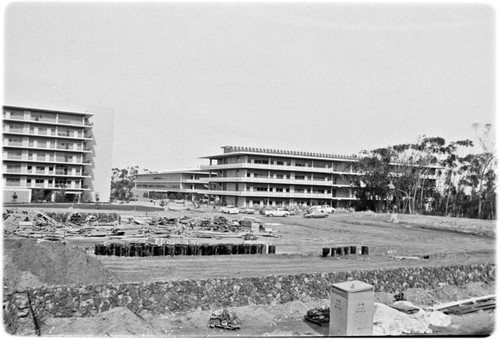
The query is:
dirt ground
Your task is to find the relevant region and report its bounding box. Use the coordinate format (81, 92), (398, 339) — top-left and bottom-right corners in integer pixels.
(39, 281), (495, 337)
(79, 210), (495, 282)
(3, 208), (496, 336)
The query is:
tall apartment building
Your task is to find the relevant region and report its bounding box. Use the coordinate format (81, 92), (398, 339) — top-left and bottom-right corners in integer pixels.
(201, 146), (358, 207)
(3, 105), (114, 203)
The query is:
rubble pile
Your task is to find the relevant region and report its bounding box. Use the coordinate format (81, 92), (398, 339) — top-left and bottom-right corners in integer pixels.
(304, 306), (330, 326)
(3, 209), (122, 241)
(208, 309), (241, 330)
(3, 209), (280, 243)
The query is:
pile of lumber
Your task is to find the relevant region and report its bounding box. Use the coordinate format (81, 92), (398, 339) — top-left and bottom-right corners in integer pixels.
(431, 295), (496, 315)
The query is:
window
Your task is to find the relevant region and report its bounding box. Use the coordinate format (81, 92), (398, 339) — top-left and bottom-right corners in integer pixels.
(6, 178), (20, 186)
(10, 111), (24, 119)
(8, 137), (23, 145)
(7, 151), (22, 159)
(9, 124), (24, 132)
(295, 175), (305, 180)
(38, 127), (47, 135)
(6, 164), (21, 172)
(254, 159), (269, 164)
(31, 112), (42, 121)
(275, 188), (283, 192)
(37, 140), (47, 148)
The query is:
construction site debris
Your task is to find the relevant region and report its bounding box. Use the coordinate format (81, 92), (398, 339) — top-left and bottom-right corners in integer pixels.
(431, 295), (496, 315)
(94, 242), (275, 257)
(373, 302), (451, 335)
(208, 309), (241, 330)
(304, 306), (330, 327)
(391, 301), (420, 314)
(3, 209), (281, 243)
(321, 246), (368, 257)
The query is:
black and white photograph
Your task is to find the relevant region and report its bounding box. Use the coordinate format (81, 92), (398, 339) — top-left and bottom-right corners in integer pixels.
(2, 0), (497, 337)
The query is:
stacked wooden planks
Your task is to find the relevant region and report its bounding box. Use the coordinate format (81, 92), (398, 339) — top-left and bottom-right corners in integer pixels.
(431, 295), (496, 315)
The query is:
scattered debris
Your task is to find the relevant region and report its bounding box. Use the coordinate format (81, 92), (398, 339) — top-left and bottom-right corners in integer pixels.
(431, 295), (496, 315)
(3, 208), (281, 243)
(391, 301), (420, 314)
(394, 292), (405, 301)
(304, 306), (330, 326)
(390, 255), (423, 260)
(208, 309), (241, 330)
(373, 302), (451, 335)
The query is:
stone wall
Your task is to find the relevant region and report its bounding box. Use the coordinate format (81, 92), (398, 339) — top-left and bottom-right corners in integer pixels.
(4, 263), (495, 334)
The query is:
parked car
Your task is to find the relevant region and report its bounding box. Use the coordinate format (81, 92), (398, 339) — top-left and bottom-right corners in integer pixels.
(239, 207), (255, 214)
(264, 208), (290, 217)
(310, 205), (336, 214)
(221, 205), (239, 214)
(304, 210), (329, 218)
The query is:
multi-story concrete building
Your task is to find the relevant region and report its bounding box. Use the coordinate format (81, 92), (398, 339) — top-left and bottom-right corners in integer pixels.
(133, 146), (359, 208)
(133, 169), (211, 201)
(201, 146), (358, 208)
(2, 105), (114, 203)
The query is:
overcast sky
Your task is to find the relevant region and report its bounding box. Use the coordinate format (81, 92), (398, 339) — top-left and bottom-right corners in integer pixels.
(3, 2), (496, 171)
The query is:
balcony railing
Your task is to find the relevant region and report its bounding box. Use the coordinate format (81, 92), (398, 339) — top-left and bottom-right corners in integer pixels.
(203, 162), (354, 174)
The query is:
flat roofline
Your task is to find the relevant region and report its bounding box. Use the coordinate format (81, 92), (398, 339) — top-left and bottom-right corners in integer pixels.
(136, 169), (210, 176)
(200, 152), (358, 162)
(3, 105), (94, 116)
(201, 146), (358, 161)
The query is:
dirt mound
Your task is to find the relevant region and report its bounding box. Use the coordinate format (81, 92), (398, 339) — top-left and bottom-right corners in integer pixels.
(3, 238), (117, 289)
(41, 307), (159, 336)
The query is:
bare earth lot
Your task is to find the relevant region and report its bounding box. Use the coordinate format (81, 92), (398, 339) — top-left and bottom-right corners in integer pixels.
(79, 210), (495, 282)
(4, 208), (496, 336)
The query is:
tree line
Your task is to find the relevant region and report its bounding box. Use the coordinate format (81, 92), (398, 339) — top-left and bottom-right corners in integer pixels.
(349, 124), (496, 220)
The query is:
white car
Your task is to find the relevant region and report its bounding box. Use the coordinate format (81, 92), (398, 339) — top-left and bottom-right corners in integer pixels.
(264, 208), (290, 217)
(239, 207), (256, 214)
(310, 205), (336, 214)
(221, 205), (239, 214)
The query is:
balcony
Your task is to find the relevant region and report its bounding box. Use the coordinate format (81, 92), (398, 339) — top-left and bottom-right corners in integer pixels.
(3, 116), (92, 128)
(202, 189), (332, 199)
(208, 176), (334, 186)
(203, 162), (356, 175)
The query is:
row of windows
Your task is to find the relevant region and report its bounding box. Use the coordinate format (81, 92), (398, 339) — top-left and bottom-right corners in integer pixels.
(4, 110), (88, 125)
(5, 151), (84, 162)
(137, 184), (180, 189)
(5, 177), (80, 186)
(5, 123), (85, 136)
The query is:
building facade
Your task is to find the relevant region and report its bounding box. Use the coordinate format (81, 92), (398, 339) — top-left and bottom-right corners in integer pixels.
(2, 105), (114, 203)
(133, 146), (359, 208)
(201, 146), (358, 208)
(133, 169), (211, 202)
